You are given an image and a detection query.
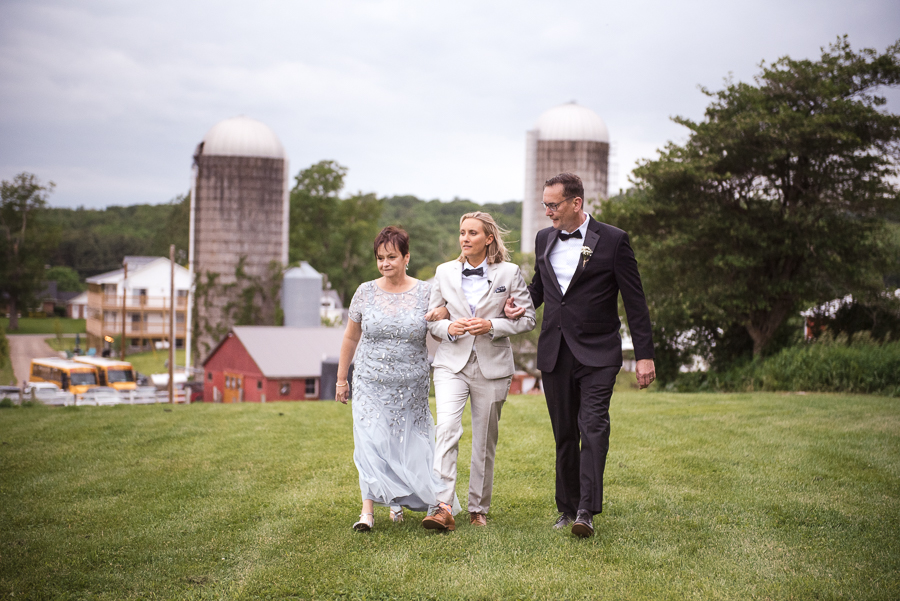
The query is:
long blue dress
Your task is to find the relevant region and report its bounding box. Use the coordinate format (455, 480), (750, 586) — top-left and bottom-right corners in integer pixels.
(349, 280), (456, 512)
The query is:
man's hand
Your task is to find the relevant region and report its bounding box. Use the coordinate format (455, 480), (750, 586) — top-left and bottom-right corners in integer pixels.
(636, 359), (656, 389)
(425, 306), (450, 321)
(504, 297), (526, 320)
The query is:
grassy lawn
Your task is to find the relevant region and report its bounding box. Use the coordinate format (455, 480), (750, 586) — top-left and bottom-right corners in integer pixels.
(126, 348), (187, 376)
(0, 360), (14, 387)
(0, 391), (898, 600)
(1, 317), (86, 335)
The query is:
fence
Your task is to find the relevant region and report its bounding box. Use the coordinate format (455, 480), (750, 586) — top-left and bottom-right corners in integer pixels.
(4, 387), (187, 407)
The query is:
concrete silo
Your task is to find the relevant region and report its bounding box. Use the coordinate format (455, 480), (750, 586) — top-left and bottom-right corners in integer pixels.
(281, 262), (323, 328)
(521, 102), (610, 253)
(189, 116), (290, 357)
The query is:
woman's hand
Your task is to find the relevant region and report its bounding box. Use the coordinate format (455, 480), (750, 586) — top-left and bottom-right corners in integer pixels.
(335, 382), (350, 404)
(448, 319), (469, 337)
(464, 318), (492, 336)
(504, 297), (525, 320)
(425, 306), (450, 321)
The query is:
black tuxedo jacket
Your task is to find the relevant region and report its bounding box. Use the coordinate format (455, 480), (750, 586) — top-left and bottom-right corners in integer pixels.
(530, 216), (654, 372)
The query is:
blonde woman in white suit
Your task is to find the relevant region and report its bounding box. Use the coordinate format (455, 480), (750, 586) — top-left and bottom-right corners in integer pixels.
(422, 212), (536, 531)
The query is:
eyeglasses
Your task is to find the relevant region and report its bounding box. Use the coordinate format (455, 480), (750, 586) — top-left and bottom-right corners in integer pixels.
(541, 196), (575, 212)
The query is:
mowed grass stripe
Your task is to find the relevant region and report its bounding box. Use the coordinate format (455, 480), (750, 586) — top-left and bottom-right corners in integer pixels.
(0, 392), (898, 600)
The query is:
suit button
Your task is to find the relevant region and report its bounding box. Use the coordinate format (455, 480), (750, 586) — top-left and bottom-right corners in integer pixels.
(561, 301), (566, 306)
(557, 325), (561, 329)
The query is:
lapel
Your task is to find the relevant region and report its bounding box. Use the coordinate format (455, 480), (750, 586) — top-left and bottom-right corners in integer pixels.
(475, 263), (501, 312)
(449, 261), (474, 316)
(564, 216), (600, 295)
(542, 229), (563, 295)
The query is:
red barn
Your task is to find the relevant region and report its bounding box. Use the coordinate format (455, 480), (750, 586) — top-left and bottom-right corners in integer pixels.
(202, 326), (345, 402)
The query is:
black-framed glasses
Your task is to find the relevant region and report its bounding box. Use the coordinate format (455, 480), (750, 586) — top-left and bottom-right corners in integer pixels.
(541, 196), (575, 212)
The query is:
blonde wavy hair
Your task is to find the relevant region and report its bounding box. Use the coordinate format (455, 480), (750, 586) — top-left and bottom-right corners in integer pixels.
(457, 211), (510, 265)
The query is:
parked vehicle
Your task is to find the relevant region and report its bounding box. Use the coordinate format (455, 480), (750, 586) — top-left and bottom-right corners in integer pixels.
(29, 358), (99, 394)
(78, 386), (122, 406)
(73, 356), (137, 391)
(24, 381), (61, 396)
(184, 381), (204, 402)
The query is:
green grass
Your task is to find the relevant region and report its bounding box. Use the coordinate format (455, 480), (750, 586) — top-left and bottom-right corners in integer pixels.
(1, 392), (898, 600)
(1, 317), (86, 335)
(125, 348), (187, 375)
(0, 360), (14, 387)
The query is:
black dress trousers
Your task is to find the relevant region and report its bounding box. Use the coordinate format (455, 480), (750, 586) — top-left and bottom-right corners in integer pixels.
(541, 336), (619, 516)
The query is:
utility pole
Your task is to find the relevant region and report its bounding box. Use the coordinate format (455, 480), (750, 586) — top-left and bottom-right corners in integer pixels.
(169, 245), (175, 404)
(121, 261), (128, 361)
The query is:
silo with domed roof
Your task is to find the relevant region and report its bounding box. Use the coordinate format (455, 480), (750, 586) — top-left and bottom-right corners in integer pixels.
(521, 102), (609, 253)
(189, 115), (290, 357)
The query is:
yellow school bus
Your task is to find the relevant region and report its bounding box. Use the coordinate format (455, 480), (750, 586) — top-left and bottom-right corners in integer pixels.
(29, 358), (99, 394)
(73, 356), (137, 391)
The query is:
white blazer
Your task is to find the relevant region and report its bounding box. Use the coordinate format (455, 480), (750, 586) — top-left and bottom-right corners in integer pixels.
(428, 260), (536, 379)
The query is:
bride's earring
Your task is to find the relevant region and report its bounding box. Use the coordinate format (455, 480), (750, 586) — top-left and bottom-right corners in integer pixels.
(405, 263), (409, 271)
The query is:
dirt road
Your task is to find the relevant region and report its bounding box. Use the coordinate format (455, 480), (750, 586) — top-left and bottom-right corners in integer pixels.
(8, 335), (58, 386)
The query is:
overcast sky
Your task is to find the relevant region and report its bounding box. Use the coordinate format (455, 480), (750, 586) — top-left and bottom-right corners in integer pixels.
(1, 0), (898, 209)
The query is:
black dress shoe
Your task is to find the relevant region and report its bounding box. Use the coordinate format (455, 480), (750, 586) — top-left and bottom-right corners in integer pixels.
(553, 513), (575, 529)
(571, 509), (594, 538)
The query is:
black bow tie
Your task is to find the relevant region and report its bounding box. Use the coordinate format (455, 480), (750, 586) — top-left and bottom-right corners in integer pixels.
(558, 230), (583, 241)
(462, 267), (484, 277)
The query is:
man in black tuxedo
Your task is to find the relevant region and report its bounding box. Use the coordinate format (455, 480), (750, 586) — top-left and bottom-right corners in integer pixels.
(510, 172), (655, 537)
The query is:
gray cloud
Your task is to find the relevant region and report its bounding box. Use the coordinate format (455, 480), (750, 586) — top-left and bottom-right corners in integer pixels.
(1, 0), (898, 208)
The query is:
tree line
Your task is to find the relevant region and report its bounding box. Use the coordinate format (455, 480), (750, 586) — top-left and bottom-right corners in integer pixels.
(0, 164), (521, 330)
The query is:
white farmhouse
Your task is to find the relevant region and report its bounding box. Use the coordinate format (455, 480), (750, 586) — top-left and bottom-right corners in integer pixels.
(85, 256), (190, 353)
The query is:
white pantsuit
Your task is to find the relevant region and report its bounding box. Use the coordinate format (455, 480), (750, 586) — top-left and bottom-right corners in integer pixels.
(428, 260), (535, 514)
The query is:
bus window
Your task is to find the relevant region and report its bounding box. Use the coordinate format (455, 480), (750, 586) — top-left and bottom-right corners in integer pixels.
(107, 369), (135, 383)
(70, 371), (97, 387)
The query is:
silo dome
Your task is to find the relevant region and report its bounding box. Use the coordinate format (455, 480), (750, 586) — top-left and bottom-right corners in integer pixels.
(200, 115), (286, 159)
(534, 102), (609, 143)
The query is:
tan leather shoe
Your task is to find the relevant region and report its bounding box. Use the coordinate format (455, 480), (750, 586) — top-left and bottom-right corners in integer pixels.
(469, 513), (487, 527)
(422, 506), (456, 531)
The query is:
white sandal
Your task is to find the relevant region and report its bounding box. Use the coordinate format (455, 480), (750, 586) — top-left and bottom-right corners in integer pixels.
(389, 507), (404, 523)
(353, 512), (374, 532)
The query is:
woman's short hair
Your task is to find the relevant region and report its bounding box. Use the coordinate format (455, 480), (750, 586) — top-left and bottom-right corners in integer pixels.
(458, 212), (510, 265)
(373, 226), (409, 256)
(544, 172), (584, 200)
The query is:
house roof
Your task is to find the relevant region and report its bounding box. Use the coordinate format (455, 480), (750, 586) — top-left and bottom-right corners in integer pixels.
(67, 291), (89, 306)
(86, 257), (189, 285)
(203, 326), (346, 379)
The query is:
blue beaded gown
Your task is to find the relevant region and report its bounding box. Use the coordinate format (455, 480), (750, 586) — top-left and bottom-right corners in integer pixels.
(349, 280), (459, 513)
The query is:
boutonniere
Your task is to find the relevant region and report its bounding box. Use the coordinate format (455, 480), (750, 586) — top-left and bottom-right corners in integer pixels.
(581, 246), (593, 268)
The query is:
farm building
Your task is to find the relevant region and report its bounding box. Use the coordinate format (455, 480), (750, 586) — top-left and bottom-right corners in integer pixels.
(201, 326), (345, 403)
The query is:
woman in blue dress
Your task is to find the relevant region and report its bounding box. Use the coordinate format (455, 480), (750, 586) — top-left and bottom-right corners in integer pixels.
(335, 226), (458, 531)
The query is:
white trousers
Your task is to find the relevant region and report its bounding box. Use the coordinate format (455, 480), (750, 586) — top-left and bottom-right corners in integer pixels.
(432, 352), (511, 514)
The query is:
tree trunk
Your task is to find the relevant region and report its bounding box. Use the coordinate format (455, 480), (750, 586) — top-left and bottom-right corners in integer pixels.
(7, 297), (18, 331)
(745, 300), (794, 357)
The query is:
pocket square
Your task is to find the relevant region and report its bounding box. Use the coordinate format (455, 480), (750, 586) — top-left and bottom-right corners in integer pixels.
(494, 286), (506, 293)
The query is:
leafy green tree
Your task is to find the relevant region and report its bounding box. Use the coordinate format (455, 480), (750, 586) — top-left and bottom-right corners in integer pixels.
(289, 161), (383, 304)
(1, 173), (58, 331)
(44, 266), (85, 292)
(380, 196), (522, 280)
(606, 38), (900, 362)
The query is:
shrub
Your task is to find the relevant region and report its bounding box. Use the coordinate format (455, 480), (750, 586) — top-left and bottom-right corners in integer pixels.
(0, 397), (16, 408)
(671, 335), (900, 396)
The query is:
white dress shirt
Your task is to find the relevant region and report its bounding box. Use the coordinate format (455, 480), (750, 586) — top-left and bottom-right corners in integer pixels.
(461, 258), (489, 315)
(549, 214), (591, 294)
